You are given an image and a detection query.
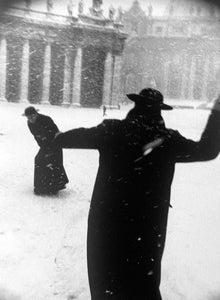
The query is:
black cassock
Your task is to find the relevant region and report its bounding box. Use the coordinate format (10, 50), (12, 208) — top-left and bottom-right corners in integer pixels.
(28, 113), (68, 195)
(56, 110), (220, 300)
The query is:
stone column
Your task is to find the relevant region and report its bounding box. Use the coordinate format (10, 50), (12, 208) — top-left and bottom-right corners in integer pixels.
(20, 39), (30, 103)
(180, 53), (188, 99)
(62, 50), (72, 106)
(111, 54), (122, 107)
(102, 51), (113, 106)
(0, 38), (7, 101)
(188, 56), (196, 100)
(41, 43), (51, 104)
(163, 62), (169, 98)
(201, 55), (210, 101)
(72, 47), (82, 106)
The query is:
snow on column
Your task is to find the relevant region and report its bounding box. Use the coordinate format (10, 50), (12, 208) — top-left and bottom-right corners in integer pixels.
(188, 56), (196, 100)
(201, 55), (210, 101)
(63, 50), (72, 106)
(72, 47), (82, 106)
(20, 39), (30, 103)
(41, 43), (51, 104)
(102, 51), (113, 106)
(0, 37), (7, 101)
(111, 54), (122, 107)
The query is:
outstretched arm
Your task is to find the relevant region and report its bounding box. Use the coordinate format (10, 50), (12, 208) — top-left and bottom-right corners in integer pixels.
(54, 119), (126, 150)
(54, 124), (106, 150)
(169, 97), (220, 162)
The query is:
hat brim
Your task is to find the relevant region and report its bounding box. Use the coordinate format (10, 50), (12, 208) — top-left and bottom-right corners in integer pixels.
(126, 94), (173, 110)
(160, 103), (173, 110)
(21, 109), (39, 116)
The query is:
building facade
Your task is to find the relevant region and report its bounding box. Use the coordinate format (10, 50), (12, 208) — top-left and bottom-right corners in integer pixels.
(0, 2), (127, 107)
(121, 0), (220, 103)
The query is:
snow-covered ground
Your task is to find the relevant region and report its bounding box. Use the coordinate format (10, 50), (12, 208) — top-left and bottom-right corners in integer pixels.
(0, 101), (220, 300)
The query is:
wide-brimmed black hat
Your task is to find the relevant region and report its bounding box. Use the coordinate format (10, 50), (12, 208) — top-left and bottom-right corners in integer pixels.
(126, 88), (173, 110)
(22, 106), (39, 116)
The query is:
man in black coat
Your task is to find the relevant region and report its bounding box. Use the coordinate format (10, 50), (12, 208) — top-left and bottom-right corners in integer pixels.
(55, 88), (220, 300)
(23, 106), (69, 195)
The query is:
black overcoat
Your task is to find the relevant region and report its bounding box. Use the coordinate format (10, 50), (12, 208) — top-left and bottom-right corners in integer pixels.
(56, 110), (220, 300)
(28, 113), (68, 194)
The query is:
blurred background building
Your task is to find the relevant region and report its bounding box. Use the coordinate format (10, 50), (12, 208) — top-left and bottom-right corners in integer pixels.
(0, 0), (126, 108)
(0, 0), (219, 107)
(121, 0), (220, 104)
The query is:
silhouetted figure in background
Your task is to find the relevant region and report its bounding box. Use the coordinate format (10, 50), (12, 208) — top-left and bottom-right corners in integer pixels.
(102, 105), (107, 116)
(23, 106), (68, 196)
(55, 88), (220, 299)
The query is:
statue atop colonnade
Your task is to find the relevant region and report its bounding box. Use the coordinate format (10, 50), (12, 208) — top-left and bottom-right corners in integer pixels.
(90, 0), (103, 17)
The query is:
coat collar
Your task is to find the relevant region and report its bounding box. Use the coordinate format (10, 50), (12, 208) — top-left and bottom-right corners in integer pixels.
(126, 112), (166, 129)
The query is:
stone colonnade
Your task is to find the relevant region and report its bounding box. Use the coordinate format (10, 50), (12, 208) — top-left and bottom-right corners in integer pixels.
(163, 51), (219, 101)
(122, 37), (220, 102)
(0, 36), (123, 108)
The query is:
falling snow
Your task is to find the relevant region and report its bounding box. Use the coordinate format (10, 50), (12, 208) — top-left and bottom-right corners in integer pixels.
(0, 102), (220, 300)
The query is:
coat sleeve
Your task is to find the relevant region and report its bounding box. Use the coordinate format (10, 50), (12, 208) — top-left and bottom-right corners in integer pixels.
(54, 120), (122, 150)
(168, 110), (220, 162)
